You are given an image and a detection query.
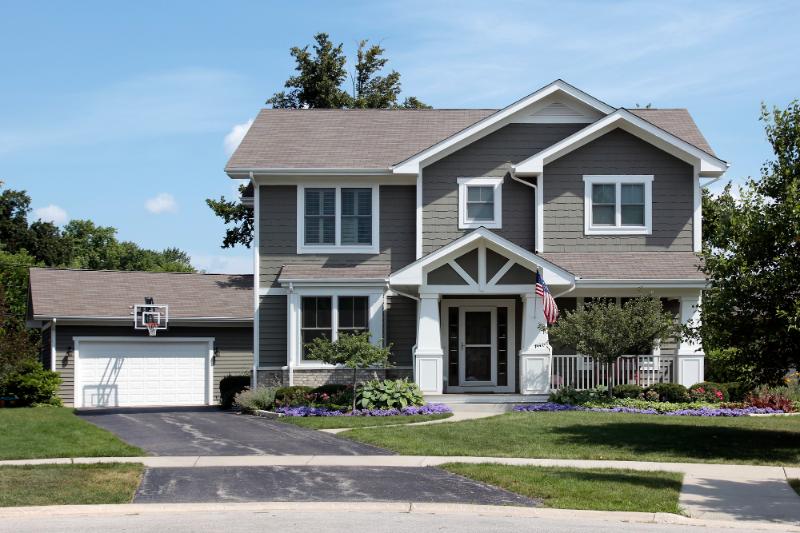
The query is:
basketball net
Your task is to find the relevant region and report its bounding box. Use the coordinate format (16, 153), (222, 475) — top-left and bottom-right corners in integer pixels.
(145, 322), (159, 336)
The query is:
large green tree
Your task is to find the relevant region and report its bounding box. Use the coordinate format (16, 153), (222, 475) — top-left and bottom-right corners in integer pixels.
(209, 33), (429, 248)
(699, 101), (800, 384)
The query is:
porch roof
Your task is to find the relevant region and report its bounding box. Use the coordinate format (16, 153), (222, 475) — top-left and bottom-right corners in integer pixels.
(540, 252), (705, 281)
(278, 264), (391, 284)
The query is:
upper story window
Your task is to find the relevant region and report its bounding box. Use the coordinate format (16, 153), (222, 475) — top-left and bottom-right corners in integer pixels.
(297, 185), (379, 254)
(457, 177), (503, 229)
(583, 175), (653, 235)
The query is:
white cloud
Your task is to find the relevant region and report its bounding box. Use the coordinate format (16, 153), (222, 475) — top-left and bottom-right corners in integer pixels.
(33, 204), (69, 225)
(224, 118), (253, 156)
(190, 253), (252, 274)
(144, 193), (178, 214)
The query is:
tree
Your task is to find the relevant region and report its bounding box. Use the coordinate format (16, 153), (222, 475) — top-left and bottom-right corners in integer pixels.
(304, 332), (392, 411)
(0, 281), (39, 386)
(698, 101), (800, 385)
(547, 296), (680, 397)
(210, 33), (429, 248)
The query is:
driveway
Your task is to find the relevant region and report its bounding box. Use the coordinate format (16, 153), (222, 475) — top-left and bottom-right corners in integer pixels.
(78, 406), (390, 456)
(134, 466), (537, 506)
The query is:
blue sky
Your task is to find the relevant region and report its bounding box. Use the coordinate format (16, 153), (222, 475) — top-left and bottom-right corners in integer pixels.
(2, 1), (798, 273)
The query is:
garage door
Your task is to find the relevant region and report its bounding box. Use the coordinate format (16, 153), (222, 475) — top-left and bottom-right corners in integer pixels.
(77, 340), (210, 408)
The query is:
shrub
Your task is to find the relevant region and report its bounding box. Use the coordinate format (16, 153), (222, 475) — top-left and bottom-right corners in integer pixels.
(548, 386), (610, 405)
(645, 383), (689, 403)
(724, 382), (751, 402)
(305, 385), (354, 411)
(356, 378), (424, 410)
(275, 386), (313, 406)
(234, 386), (277, 412)
(2, 360), (61, 406)
(746, 386), (795, 412)
(311, 384), (350, 396)
(689, 382), (728, 403)
(219, 375), (251, 410)
(612, 384), (643, 399)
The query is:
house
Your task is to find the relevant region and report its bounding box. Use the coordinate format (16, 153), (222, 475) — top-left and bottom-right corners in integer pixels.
(27, 269), (253, 407)
(227, 79), (725, 396)
(28, 79), (726, 407)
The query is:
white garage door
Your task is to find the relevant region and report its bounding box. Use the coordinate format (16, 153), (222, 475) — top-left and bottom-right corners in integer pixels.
(77, 340), (210, 408)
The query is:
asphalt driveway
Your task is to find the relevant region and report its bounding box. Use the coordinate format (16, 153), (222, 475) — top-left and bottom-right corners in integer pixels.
(134, 466), (537, 506)
(78, 406), (391, 456)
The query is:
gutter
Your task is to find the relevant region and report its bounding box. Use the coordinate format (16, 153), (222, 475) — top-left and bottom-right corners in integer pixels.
(226, 168), (394, 178)
(507, 164), (539, 253)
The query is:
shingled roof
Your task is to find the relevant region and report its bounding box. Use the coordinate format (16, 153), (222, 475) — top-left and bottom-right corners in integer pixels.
(539, 252), (705, 280)
(226, 107), (715, 172)
(28, 268), (253, 321)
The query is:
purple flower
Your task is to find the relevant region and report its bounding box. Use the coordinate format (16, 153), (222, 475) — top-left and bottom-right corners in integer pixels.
(513, 402), (784, 417)
(275, 403), (452, 417)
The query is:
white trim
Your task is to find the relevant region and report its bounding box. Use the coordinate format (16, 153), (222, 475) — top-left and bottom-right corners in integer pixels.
(693, 164), (702, 253)
(72, 336), (215, 409)
(416, 171), (423, 259)
(457, 177), (503, 229)
(582, 175), (653, 235)
(574, 279), (707, 289)
(288, 287), (385, 367)
(50, 319), (56, 372)
(458, 306), (497, 387)
(536, 175), (544, 252)
(228, 168), (394, 177)
(514, 109), (728, 177)
(296, 184), (380, 255)
(393, 80), (614, 175)
(279, 279), (387, 287)
(253, 180), (260, 386)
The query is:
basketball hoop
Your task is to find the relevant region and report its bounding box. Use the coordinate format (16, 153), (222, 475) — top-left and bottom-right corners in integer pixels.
(145, 322), (159, 336)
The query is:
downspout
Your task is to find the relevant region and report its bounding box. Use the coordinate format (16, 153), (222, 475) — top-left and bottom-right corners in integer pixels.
(508, 164), (538, 252)
(553, 281), (577, 299)
(287, 282), (294, 387)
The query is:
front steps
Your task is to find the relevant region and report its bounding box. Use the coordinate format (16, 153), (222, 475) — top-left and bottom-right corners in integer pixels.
(432, 393), (549, 413)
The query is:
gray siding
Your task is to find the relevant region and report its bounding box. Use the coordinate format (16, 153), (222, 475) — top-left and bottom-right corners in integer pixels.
(259, 185), (416, 288)
(259, 295), (287, 367)
(385, 295), (416, 367)
(53, 325), (252, 406)
(422, 124), (584, 255)
(544, 129), (694, 252)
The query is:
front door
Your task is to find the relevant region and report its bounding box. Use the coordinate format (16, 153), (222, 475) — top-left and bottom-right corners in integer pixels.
(459, 307), (497, 386)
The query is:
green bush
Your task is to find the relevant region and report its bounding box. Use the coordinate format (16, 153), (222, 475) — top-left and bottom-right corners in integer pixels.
(311, 384), (350, 396)
(356, 378), (424, 410)
(234, 386), (277, 412)
(549, 386), (611, 405)
(612, 384), (644, 399)
(583, 398), (715, 413)
(645, 383), (689, 403)
(219, 375), (251, 410)
(307, 384), (353, 410)
(275, 386), (313, 406)
(2, 360), (61, 406)
(689, 382), (728, 402)
(724, 382), (751, 402)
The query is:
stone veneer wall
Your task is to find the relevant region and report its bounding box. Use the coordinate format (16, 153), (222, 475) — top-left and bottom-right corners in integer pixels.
(255, 368), (413, 387)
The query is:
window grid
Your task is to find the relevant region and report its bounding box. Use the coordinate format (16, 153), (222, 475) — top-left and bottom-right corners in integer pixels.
(583, 175), (652, 235)
(337, 296), (369, 337)
(465, 186), (495, 222)
(341, 188), (372, 245)
(301, 296), (332, 357)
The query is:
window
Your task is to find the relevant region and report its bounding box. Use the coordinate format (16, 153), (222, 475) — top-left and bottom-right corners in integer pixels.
(301, 297), (332, 357)
(458, 177), (503, 229)
(337, 296), (369, 337)
(298, 185), (379, 253)
(583, 175), (653, 234)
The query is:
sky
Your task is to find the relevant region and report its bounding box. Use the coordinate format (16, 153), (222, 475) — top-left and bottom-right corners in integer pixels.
(1, 0), (798, 274)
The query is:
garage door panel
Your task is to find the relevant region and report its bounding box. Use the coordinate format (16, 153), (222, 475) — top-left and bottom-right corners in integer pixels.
(78, 340), (209, 408)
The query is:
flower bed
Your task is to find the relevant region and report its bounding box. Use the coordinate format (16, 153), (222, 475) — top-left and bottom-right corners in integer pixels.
(514, 402), (784, 417)
(275, 403), (452, 417)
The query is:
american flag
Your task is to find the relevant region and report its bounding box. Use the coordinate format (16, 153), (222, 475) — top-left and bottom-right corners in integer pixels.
(536, 272), (559, 324)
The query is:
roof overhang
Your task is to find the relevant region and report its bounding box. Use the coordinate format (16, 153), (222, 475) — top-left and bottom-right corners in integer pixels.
(389, 227), (575, 287)
(391, 80), (615, 175)
(513, 109), (728, 177)
(574, 279), (708, 289)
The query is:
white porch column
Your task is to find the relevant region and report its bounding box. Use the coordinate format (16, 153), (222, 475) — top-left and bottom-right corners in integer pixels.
(415, 293), (444, 394)
(677, 292), (705, 387)
(519, 292), (552, 394)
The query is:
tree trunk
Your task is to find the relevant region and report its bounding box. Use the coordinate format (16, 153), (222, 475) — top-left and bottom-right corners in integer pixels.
(352, 366), (358, 412)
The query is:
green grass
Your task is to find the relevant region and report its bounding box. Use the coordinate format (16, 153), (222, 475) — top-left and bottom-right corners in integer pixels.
(343, 411), (800, 466)
(0, 464), (143, 507)
(442, 464), (683, 513)
(789, 479), (800, 497)
(0, 408), (143, 460)
(278, 412), (452, 429)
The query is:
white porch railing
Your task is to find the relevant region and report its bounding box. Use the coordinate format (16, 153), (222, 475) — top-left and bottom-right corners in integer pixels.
(550, 355), (676, 391)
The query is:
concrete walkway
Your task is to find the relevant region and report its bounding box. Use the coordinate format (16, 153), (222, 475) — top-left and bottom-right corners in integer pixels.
(3, 455), (798, 524)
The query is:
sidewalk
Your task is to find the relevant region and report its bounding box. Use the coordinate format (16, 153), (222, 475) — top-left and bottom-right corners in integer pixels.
(2, 455), (798, 525)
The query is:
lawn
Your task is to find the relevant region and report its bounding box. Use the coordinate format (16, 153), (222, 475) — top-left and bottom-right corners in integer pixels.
(442, 463), (683, 513)
(0, 464), (143, 507)
(278, 412), (452, 429)
(343, 411), (800, 465)
(0, 408), (143, 460)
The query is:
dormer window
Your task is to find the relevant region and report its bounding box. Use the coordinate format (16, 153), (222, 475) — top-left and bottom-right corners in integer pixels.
(583, 175), (653, 235)
(297, 184), (379, 254)
(458, 177), (503, 229)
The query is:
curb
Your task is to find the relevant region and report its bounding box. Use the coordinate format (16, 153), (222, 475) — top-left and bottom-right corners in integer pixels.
(0, 501), (796, 530)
